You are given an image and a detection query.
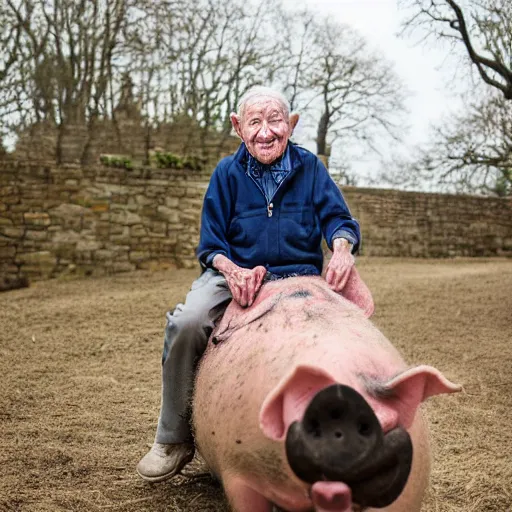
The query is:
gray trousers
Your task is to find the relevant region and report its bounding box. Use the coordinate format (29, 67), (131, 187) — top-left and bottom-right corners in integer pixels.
(155, 269), (232, 444)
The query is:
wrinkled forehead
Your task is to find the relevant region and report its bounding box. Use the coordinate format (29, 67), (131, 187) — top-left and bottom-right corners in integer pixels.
(241, 96), (289, 121)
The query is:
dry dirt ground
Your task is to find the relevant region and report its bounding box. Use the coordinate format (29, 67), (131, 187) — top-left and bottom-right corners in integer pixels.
(1, 258), (511, 512)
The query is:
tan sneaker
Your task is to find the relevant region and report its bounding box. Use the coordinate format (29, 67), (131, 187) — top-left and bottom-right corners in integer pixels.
(136, 442), (195, 483)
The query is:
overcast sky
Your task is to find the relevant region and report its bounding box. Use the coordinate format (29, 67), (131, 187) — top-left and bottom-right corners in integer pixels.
(282, 0), (467, 186)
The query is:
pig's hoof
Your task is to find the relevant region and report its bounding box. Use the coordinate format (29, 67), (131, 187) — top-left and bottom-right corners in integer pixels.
(285, 384), (413, 508)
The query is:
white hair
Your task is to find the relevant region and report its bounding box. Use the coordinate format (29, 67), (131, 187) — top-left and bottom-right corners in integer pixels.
(237, 86), (290, 120)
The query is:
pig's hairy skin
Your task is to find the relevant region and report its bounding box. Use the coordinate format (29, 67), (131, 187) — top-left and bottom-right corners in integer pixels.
(192, 277), (432, 512)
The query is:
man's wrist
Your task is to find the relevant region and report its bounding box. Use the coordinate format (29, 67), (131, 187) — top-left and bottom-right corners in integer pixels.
(333, 237), (354, 252)
(212, 253), (225, 269)
(212, 254), (235, 273)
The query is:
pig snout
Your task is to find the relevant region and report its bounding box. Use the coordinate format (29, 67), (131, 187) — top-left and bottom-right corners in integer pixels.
(285, 384), (413, 509)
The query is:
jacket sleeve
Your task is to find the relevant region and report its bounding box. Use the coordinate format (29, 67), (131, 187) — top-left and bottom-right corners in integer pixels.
(196, 163), (233, 269)
(313, 157), (361, 253)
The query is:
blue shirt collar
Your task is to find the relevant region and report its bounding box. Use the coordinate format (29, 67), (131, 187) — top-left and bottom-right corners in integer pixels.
(246, 145), (291, 178)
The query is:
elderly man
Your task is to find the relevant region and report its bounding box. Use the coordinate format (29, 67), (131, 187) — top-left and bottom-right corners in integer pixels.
(136, 86), (367, 482)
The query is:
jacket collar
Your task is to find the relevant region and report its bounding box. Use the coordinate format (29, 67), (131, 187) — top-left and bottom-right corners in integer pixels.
(234, 141), (303, 171)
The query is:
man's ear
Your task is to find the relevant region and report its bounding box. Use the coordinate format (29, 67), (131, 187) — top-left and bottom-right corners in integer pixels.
(230, 112), (243, 139)
(289, 113), (299, 133)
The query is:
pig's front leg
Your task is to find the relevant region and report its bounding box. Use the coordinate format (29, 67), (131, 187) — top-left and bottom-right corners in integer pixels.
(224, 476), (274, 512)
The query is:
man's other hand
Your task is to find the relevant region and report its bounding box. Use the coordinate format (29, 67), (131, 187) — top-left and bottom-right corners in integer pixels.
(325, 238), (355, 292)
(213, 255), (267, 307)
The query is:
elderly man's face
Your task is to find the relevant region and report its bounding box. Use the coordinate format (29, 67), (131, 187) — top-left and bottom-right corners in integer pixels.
(231, 97), (299, 164)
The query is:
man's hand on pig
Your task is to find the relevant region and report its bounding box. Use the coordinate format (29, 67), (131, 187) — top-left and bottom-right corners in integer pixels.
(325, 238), (355, 292)
(213, 254), (267, 307)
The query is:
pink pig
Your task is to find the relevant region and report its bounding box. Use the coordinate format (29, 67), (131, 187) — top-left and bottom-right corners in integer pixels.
(192, 270), (461, 512)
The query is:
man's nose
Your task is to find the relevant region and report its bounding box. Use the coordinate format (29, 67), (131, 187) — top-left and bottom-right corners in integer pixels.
(258, 122), (271, 138)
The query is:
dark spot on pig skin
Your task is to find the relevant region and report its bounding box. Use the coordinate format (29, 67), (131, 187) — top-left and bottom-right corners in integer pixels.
(237, 394), (242, 401)
(236, 439), (242, 444)
(211, 431), (215, 435)
(304, 310), (314, 321)
(288, 289), (312, 299)
(256, 322), (263, 330)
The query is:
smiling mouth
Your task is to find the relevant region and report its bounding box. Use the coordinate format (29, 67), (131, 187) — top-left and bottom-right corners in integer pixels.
(257, 140), (276, 148)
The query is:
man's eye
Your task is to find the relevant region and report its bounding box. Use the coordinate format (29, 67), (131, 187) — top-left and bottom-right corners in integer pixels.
(250, 120), (260, 126)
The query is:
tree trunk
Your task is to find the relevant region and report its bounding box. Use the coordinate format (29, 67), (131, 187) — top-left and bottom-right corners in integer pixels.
(316, 110), (329, 156)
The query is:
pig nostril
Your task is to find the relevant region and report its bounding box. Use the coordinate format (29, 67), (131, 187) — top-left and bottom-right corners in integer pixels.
(308, 419), (322, 437)
(358, 421), (372, 436)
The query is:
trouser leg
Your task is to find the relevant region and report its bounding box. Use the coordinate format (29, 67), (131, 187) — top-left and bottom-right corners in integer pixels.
(155, 269), (231, 444)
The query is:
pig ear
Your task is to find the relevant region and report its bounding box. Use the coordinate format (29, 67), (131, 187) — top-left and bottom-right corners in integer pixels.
(259, 365), (337, 442)
(341, 267), (375, 318)
(382, 365), (462, 428)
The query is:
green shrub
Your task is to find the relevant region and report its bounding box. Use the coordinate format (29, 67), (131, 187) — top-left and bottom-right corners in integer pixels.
(153, 151), (204, 170)
(99, 155), (133, 170)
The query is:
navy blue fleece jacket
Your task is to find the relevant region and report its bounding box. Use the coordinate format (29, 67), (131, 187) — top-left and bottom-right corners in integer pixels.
(197, 143), (361, 277)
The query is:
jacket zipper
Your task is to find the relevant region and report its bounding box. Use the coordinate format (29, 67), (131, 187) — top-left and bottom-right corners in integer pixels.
(247, 172), (290, 218)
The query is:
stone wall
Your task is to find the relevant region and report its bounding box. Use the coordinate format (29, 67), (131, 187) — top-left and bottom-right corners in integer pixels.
(1, 161), (511, 288)
(14, 117), (240, 166)
(342, 187), (512, 257)
(0, 161), (211, 289)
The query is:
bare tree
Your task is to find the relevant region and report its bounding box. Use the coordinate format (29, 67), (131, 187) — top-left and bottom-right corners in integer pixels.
(0, 0), (134, 161)
(400, 0), (512, 99)
(168, 0), (285, 151)
(273, 12), (407, 183)
(123, 0), (287, 159)
(0, 1), (39, 145)
(305, 19), (406, 160)
(397, 0), (512, 195)
(381, 93), (512, 196)
(1, 0), (406, 168)
(277, 8), (317, 113)
(0, 3), (21, 84)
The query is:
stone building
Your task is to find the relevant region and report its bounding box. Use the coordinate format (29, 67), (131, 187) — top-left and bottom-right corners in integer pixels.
(13, 75), (239, 166)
